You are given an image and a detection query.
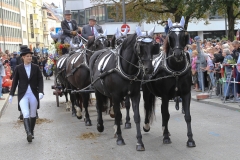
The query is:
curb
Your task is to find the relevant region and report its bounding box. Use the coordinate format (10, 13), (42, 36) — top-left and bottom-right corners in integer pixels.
(191, 97), (240, 112)
(0, 94), (9, 118)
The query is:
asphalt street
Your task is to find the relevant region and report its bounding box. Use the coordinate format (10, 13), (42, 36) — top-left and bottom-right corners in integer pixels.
(0, 78), (240, 160)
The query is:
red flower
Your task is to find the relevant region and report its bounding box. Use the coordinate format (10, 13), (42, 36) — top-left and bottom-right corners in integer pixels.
(59, 44), (64, 49)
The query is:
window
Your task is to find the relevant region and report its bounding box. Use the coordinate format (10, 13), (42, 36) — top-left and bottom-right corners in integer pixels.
(23, 31), (27, 39)
(98, 5), (105, 23)
(21, 1), (25, 10)
(22, 16), (26, 24)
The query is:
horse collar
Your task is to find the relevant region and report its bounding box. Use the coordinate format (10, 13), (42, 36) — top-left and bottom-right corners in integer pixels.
(163, 52), (190, 77)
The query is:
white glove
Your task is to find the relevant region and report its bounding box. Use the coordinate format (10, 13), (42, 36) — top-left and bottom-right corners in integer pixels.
(8, 95), (13, 104)
(39, 93), (44, 100)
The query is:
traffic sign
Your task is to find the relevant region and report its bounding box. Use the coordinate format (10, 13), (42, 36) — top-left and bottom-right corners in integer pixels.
(55, 27), (62, 33)
(121, 24), (130, 33)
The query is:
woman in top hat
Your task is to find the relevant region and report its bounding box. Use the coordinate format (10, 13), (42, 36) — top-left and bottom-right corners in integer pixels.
(9, 47), (44, 143)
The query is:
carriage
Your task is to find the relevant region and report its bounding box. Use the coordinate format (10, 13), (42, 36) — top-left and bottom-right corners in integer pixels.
(51, 17), (196, 151)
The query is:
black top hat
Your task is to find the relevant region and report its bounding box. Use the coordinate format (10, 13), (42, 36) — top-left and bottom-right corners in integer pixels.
(64, 10), (72, 15)
(20, 48), (33, 57)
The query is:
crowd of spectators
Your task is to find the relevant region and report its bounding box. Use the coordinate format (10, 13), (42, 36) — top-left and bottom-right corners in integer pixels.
(187, 39), (240, 100)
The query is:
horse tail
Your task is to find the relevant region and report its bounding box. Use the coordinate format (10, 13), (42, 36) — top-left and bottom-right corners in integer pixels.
(101, 95), (109, 112)
(147, 93), (156, 124)
(143, 91), (156, 124)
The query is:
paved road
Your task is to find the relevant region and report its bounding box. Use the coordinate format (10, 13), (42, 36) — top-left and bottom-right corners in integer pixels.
(0, 79), (240, 160)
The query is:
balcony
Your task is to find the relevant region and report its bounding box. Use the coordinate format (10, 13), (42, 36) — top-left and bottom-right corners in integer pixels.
(34, 28), (40, 34)
(33, 0), (37, 7)
(33, 14), (38, 20)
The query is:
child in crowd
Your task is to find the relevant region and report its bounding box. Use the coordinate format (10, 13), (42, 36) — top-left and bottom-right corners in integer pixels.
(191, 50), (199, 91)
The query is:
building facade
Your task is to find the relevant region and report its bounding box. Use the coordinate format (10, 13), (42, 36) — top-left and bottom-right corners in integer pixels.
(65, 1), (240, 41)
(0, 0), (22, 52)
(42, 2), (61, 48)
(20, 0), (28, 46)
(26, 0), (44, 51)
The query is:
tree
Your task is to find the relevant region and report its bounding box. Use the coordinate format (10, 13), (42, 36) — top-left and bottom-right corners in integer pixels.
(200, 0), (240, 41)
(91, 0), (209, 30)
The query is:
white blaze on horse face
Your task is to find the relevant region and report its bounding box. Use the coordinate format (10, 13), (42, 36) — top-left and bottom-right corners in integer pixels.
(180, 16), (185, 28)
(175, 31), (179, 36)
(168, 18), (173, 28)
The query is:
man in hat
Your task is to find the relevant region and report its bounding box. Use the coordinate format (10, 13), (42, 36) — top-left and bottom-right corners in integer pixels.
(61, 10), (78, 43)
(82, 15), (103, 40)
(10, 51), (18, 72)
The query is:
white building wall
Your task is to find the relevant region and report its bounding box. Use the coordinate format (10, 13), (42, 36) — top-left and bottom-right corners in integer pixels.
(20, 0), (28, 45)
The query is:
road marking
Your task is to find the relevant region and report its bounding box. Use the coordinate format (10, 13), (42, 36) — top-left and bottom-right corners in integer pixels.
(209, 132), (220, 137)
(175, 118), (181, 122)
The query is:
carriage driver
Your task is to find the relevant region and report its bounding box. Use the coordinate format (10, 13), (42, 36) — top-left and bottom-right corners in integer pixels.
(61, 10), (79, 54)
(9, 47), (44, 143)
(81, 15), (103, 40)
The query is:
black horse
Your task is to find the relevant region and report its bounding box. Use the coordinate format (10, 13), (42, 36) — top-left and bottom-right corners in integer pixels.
(142, 17), (196, 147)
(66, 31), (110, 125)
(89, 27), (159, 151)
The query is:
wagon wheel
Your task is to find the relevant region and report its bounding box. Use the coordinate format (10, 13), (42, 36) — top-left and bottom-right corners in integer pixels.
(53, 72), (60, 107)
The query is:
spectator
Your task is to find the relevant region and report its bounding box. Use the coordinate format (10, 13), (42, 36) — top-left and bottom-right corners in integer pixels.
(191, 50), (199, 91)
(10, 51), (18, 72)
(0, 52), (6, 100)
(222, 48), (234, 100)
(164, 21), (169, 35)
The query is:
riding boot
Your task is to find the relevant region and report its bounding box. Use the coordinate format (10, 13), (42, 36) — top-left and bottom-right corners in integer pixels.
(30, 117), (36, 139)
(23, 118), (32, 142)
(36, 111), (39, 119)
(19, 112), (23, 121)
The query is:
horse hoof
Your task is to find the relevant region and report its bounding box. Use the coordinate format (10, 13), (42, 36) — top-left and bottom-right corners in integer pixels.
(85, 120), (92, 126)
(143, 126), (150, 132)
(77, 116), (82, 120)
(175, 105), (179, 111)
(97, 124), (104, 132)
(163, 138), (172, 144)
(116, 139), (125, 145)
(187, 140), (196, 147)
(136, 143), (145, 151)
(72, 113), (76, 117)
(125, 122), (131, 129)
(182, 109), (185, 114)
(163, 132), (171, 136)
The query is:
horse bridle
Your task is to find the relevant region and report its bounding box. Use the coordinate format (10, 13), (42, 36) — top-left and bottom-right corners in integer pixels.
(115, 35), (127, 48)
(135, 36), (154, 62)
(167, 25), (186, 56)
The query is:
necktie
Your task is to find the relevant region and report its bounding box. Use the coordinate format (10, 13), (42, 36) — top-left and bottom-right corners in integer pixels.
(91, 27), (94, 35)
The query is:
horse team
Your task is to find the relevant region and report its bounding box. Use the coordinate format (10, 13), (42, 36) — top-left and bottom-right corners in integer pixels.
(54, 17), (196, 151)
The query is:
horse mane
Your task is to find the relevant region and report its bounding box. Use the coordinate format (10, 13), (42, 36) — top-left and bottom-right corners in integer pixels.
(87, 37), (95, 48)
(111, 35), (116, 48)
(121, 33), (137, 51)
(163, 36), (169, 54)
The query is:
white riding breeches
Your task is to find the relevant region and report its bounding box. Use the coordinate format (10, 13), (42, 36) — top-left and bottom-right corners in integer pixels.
(19, 92), (38, 118)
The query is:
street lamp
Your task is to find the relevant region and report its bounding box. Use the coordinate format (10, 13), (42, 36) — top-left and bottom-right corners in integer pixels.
(122, 0), (126, 24)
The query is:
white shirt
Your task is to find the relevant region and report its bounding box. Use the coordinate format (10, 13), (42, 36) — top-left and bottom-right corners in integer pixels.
(24, 63), (32, 93)
(67, 21), (73, 31)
